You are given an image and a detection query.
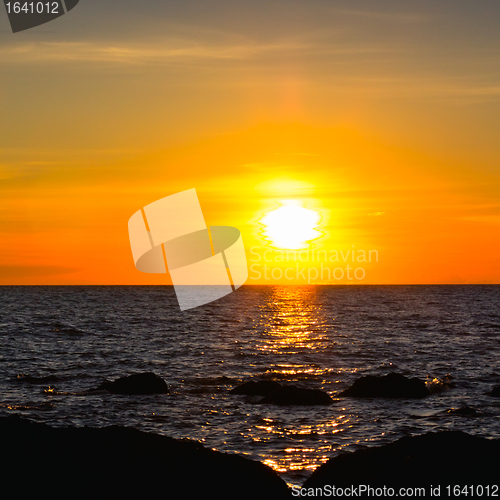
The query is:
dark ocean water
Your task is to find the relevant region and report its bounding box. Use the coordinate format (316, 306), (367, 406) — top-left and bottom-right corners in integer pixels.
(1, 285), (499, 487)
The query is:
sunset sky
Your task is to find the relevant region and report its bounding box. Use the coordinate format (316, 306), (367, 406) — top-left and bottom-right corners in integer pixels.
(1, 0), (499, 285)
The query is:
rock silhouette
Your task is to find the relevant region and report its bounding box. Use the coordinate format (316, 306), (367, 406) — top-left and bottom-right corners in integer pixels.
(489, 385), (500, 397)
(231, 380), (333, 405)
(95, 372), (169, 395)
(446, 406), (478, 416)
(0, 416), (292, 499)
(302, 431), (500, 490)
(231, 380), (282, 396)
(259, 385), (333, 406)
(14, 373), (60, 384)
(338, 373), (430, 398)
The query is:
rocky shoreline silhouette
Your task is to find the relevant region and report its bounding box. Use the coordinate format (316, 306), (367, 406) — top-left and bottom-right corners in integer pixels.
(303, 430), (500, 490)
(2, 415), (499, 499)
(0, 415), (291, 499)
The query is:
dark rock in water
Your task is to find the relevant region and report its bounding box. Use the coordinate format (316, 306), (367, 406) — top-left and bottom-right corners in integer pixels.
(259, 385), (333, 406)
(95, 372), (169, 395)
(0, 416), (292, 499)
(192, 375), (239, 386)
(214, 375), (237, 385)
(489, 385), (500, 397)
(338, 373), (430, 398)
(426, 374), (453, 394)
(302, 431), (500, 490)
(446, 406), (478, 416)
(14, 373), (60, 384)
(231, 380), (332, 405)
(231, 380), (282, 396)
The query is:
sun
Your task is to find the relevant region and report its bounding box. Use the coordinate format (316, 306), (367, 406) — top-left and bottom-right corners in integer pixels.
(260, 200), (321, 250)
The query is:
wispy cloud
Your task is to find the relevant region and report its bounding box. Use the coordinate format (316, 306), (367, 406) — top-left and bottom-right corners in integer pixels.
(336, 9), (430, 23)
(0, 36), (401, 65)
(0, 265), (78, 278)
(304, 75), (500, 102)
(0, 39), (302, 64)
(1, 34), (499, 103)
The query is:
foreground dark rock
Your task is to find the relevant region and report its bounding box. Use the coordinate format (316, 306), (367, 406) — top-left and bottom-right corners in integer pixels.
(259, 385), (333, 406)
(303, 431), (500, 490)
(95, 372), (169, 395)
(0, 416), (291, 499)
(489, 385), (500, 397)
(231, 380), (282, 396)
(338, 373), (430, 398)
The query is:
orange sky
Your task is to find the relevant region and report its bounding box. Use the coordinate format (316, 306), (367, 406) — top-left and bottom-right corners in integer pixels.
(1, 1), (499, 285)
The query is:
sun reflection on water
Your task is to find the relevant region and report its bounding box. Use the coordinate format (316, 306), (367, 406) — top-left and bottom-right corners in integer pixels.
(255, 286), (331, 355)
(247, 286), (356, 484)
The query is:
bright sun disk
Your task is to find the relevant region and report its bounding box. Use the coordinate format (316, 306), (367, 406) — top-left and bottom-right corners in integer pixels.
(261, 200), (321, 250)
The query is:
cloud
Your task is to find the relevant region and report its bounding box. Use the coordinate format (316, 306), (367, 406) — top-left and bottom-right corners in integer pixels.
(0, 35), (401, 66)
(0, 265), (78, 278)
(0, 30), (498, 104)
(0, 39), (301, 64)
(336, 9), (430, 23)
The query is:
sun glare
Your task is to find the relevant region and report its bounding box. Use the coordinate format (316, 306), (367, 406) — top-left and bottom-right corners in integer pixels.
(261, 200), (321, 249)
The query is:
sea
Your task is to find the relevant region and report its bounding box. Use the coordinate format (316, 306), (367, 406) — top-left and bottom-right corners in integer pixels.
(1, 285), (499, 488)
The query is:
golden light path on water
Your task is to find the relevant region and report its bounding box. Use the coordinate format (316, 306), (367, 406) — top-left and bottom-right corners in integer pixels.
(250, 286), (355, 483)
(256, 286), (330, 354)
